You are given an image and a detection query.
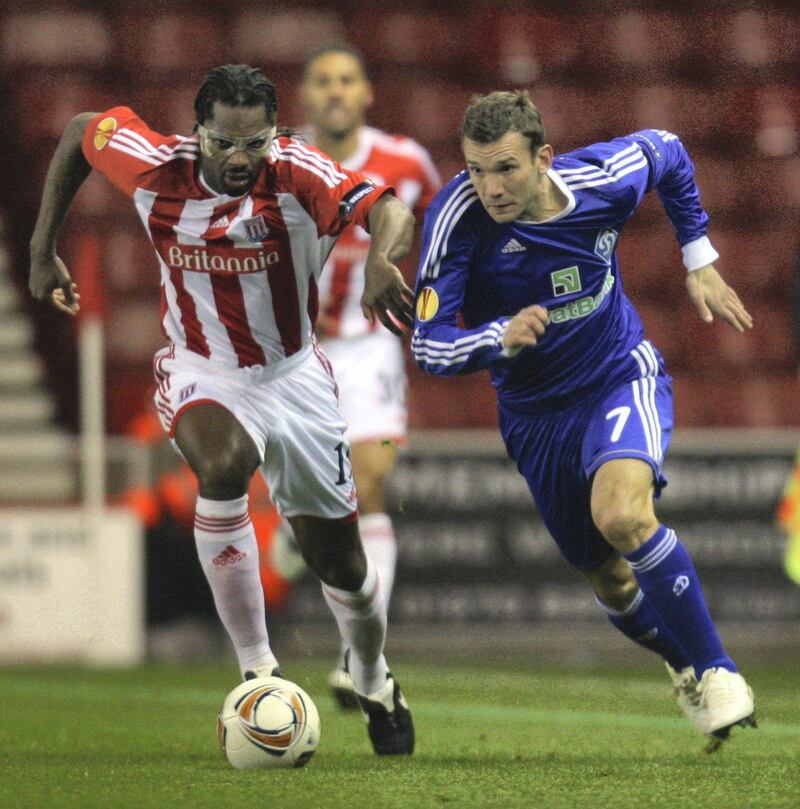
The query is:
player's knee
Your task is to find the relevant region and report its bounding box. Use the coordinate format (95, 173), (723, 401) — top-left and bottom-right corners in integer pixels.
(592, 498), (655, 551)
(192, 449), (252, 499)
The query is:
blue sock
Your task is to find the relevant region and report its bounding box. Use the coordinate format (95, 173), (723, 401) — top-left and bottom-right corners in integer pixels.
(624, 525), (736, 676)
(596, 590), (690, 671)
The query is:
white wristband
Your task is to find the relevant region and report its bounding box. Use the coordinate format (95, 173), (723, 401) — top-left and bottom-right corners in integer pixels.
(682, 236), (719, 272)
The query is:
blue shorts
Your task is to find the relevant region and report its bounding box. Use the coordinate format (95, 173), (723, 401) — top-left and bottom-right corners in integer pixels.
(499, 367), (673, 572)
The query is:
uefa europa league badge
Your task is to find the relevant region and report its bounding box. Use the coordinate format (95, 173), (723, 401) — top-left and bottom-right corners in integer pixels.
(243, 215), (269, 243)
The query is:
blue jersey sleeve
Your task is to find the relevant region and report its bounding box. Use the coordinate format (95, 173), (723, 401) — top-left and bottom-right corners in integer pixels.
(630, 129), (712, 251)
(564, 129), (718, 270)
(411, 176), (510, 376)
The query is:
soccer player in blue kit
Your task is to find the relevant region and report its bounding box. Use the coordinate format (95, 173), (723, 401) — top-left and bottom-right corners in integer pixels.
(412, 91), (756, 748)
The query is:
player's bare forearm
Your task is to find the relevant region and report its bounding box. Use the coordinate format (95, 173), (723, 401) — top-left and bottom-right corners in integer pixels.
(29, 112), (96, 309)
(685, 264), (753, 333)
(366, 194), (415, 264)
(361, 195), (416, 334)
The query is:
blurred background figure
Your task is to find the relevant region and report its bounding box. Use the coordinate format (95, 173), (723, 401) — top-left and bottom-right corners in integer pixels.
(268, 43), (441, 707)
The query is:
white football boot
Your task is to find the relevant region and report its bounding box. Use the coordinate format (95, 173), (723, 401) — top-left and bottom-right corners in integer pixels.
(328, 665), (359, 709)
(697, 667), (756, 751)
(666, 662), (706, 734)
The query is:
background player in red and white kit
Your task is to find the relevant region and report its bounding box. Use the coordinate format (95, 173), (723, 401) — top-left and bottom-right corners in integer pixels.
(28, 64), (415, 755)
(272, 44), (441, 706)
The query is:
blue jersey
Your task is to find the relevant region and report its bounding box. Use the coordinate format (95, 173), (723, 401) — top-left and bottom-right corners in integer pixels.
(412, 129), (718, 414)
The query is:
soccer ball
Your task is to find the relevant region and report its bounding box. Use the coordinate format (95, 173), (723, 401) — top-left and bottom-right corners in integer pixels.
(217, 676), (320, 769)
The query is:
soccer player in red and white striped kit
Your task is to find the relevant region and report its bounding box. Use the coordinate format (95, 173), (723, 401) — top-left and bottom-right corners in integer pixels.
(28, 64), (415, 755)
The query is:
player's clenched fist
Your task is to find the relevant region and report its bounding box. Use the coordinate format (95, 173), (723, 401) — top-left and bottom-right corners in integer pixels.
(503, 304), (548, 353)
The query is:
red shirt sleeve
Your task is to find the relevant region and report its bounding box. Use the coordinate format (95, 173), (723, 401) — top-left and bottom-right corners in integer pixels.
(81, 106), (194, 197)
(271, 138), (394, 237)
(413, 146), (442, 221)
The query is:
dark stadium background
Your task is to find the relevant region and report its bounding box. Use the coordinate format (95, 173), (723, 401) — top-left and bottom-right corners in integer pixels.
(0, 1), (798, 658)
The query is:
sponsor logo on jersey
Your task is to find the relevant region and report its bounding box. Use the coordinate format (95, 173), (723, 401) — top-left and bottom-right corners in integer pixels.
(416, 287), (440, 321)
(93, 117), (117, 150)
(178, 383), (196, 402)
(166, 245), (279, 274)
(551, 266), (582, 296)
(243, 214), (269, 242)
(501, 238), (526, 253)
(338, 181), (376, 219)
(593, 228), (618, 263)
(548, 270), (614, 324)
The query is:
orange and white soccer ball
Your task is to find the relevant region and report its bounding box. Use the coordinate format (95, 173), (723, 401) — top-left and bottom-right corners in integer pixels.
(217, 676), (320, 769)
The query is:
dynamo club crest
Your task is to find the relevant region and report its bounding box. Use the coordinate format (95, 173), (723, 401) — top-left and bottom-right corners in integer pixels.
(594, 228), (618, 263)
(243, 214), (269, 243)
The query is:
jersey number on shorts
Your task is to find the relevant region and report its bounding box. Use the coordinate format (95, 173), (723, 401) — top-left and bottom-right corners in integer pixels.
(606, 406), (631, 443)
(334, 441), (352, 485)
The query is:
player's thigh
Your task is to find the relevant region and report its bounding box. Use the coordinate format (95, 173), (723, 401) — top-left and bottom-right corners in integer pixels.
(152, 347), (264, 493)
(174, 404), (261, 491)
(583, 374), (672, 547)
(582, 373), (673, 489)
(321, 332), (407, 444)
(499, 405), (615, 572)
(257, 353), (358, 521)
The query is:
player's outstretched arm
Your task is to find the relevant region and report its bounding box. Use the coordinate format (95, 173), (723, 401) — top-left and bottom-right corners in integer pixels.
(361, 194), (416, 335)
(29, 112), (97, 316)
(685, 264), (753, 333)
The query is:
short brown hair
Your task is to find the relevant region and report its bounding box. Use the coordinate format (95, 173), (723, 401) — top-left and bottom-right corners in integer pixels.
(461, 90), (546, 154)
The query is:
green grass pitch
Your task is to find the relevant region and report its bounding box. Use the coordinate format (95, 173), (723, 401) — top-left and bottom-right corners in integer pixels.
(1, 659), (798, 809)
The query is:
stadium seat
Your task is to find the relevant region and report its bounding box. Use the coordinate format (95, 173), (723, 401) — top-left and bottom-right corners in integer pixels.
(349, 11), (469, 71)
(692, 155), (739, 218)
(464, 9), (581, 83)
(110, 13), (227, 70)
(1, 11), (111, 66)
(391, 79), (475, 146)
(9, 72), (116, 142)
(752, 85), (800, 157)
(712, 227), (795, 296)
(526, 84), (602, 151)
(231, 9), (344, 64)
(605, 11), (691, 77)
(616, 227), (685, 298)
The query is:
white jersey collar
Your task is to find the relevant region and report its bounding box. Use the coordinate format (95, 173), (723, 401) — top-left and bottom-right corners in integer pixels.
(515, 169), (576, 225)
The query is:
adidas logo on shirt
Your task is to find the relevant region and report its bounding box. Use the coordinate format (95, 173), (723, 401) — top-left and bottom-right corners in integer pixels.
(501, 238), (526, 253)
(210, 214), (230, 230)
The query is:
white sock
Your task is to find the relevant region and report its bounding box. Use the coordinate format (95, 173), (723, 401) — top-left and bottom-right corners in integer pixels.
(194, 494), (277, 676)
(360, 512), (398, 606)
(322, 557), (388, 696)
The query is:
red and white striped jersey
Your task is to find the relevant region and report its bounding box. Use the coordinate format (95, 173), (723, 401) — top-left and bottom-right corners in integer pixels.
(81, 107), (392, 368)
(314, 126), (441, 339)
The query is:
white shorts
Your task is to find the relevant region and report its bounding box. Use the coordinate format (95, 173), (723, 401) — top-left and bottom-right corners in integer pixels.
(320, 331), (407, 444)
(152, 344), (358, 520)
